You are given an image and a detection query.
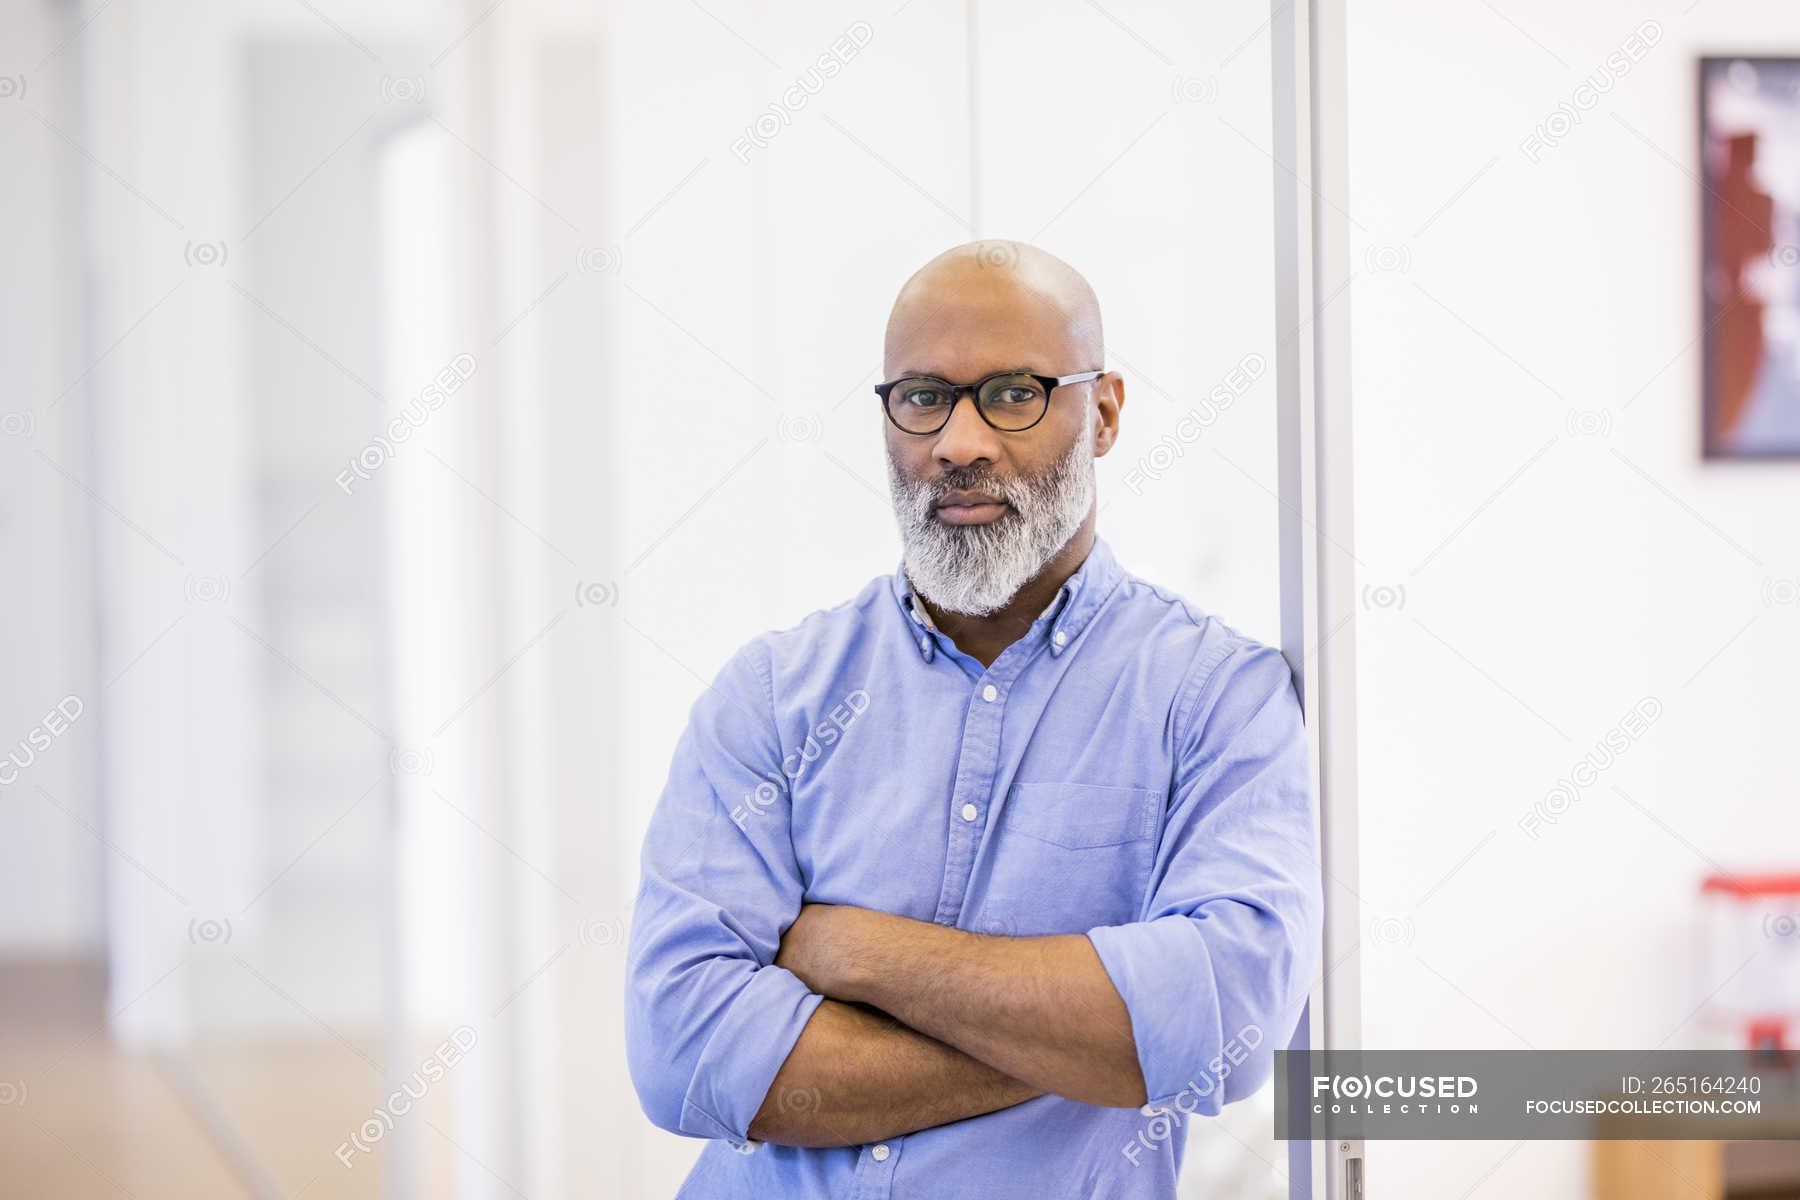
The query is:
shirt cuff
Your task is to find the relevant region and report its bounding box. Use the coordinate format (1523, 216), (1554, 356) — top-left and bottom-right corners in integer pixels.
(1086, 916), (1227, 1109)
(684, 963), (826, 1144)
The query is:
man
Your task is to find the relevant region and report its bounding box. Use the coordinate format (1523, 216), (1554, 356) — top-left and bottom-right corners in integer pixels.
(625, 241), (1323, 1199)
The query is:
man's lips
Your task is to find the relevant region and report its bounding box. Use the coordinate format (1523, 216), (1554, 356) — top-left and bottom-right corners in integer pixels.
(933, 491), (1010, 525)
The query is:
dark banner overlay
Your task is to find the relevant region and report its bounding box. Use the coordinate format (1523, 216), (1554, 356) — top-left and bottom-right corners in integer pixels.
(1275, 1051), (1800, 1140)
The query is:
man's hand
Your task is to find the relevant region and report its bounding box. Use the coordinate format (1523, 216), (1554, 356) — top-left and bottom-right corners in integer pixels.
(774, 903), (1146, 1108)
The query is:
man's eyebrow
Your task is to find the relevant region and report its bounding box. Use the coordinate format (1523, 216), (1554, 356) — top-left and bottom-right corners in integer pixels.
(893, 365), (1043, 379)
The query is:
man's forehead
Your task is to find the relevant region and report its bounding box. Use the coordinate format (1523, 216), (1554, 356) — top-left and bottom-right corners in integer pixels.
(884, 271), (1099, 376)
(888, 315), (1072, 375)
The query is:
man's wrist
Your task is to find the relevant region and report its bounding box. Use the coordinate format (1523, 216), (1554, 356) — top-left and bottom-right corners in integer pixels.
(827, 906), (891, 1002)
(833, 908), (966, 1009)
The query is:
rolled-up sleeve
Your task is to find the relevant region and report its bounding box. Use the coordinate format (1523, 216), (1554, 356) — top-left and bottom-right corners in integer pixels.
(1084, 639), (1323, 1111)
(624, 639), (824, 1144)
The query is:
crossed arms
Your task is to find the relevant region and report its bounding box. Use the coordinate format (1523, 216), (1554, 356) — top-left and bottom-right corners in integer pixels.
(745, 905), (1144, 1146)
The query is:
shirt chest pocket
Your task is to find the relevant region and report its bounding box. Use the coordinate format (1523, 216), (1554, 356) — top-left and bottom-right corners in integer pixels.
(974, 782), (1163, 937)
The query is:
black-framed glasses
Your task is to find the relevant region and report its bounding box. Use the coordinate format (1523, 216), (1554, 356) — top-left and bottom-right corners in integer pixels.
(874, 369), (1104, 435)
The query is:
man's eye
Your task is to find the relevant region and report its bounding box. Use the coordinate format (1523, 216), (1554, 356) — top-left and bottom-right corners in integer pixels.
(992, 387), (1037, 405)
(902, 388), (949, 407)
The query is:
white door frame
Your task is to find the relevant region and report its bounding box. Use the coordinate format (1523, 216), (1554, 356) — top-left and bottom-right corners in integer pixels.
(1272, 0), (1364, 1197)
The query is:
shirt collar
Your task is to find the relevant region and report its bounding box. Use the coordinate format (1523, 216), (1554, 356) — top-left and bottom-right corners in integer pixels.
(891, 537), (1122, 664)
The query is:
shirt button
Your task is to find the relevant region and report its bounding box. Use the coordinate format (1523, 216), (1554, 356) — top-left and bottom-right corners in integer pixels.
(981, 684), (998, 702)
(961, 803), (977, 822)
(1053, 630), (1067, 647)
(919, 636), (930, 653)
(872, 1143), (891, 1161)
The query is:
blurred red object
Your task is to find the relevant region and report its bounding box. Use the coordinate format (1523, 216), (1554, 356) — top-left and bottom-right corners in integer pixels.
(1699, 874), (1800, 1057)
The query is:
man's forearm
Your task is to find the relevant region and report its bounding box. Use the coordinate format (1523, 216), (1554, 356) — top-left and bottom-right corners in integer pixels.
(746, 997), (1043, 1147)
(782, 906), (1147, 1108)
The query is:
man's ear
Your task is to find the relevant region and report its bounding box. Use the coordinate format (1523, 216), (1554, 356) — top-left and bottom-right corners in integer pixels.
(1092, 371), (1124, 457)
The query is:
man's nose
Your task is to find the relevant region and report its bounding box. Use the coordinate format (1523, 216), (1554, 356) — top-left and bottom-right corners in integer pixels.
(932, 388), (1003, 467)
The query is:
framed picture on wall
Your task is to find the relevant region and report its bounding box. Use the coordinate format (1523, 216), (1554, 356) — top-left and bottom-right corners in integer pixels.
(1701, 56), (1800, 458)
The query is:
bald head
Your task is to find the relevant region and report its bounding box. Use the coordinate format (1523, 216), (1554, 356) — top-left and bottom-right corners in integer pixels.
(883, 241), (1104, 379)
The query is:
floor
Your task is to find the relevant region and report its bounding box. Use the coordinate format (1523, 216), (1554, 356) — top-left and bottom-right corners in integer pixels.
(0, 960), (247, 1198)
(0, 960), (456, 1200)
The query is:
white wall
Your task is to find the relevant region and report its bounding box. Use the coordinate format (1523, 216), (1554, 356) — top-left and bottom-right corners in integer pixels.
(1348, 3), (1800, 1196)
(0, 0), (103, 956)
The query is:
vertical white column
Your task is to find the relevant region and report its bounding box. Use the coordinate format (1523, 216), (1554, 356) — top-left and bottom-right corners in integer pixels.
(1273, 0), (1363, 1196)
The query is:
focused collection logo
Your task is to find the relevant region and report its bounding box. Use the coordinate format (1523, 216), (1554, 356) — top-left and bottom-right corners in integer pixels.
(1311, 1073), (1480, 1115)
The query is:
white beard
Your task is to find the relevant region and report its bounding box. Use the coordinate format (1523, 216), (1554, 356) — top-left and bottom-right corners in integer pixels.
(886, 417), (1096, 617)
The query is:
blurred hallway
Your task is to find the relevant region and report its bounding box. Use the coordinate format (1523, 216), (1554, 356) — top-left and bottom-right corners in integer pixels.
(0, 961), (245, 1198)
(0, 960), (464, 1199)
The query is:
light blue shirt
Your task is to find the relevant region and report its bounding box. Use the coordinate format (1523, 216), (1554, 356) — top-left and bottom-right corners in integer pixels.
(625, 537), (1322, 1199)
